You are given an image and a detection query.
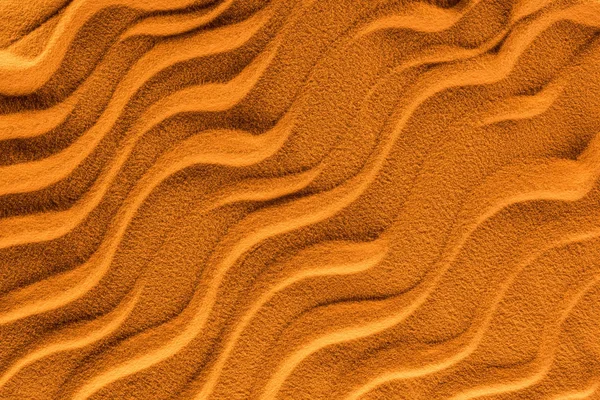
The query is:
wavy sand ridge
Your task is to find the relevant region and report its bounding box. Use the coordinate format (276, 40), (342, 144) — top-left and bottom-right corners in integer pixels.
(1, 0), (600, 399)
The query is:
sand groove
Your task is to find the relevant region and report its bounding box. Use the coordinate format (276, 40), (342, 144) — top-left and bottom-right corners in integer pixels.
(2, 0), (600, 399)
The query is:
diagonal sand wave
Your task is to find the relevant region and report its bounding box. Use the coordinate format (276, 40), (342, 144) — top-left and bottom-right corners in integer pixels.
(344, 205), (600, 399)
(0, 0), (270, 142)
(355, 0), (483, 37)
(0, 0), (235, 95)
(0, 4), (276, 195)
(56, 3), (600, 397)
(0, 109), (311, 324)
(120, 0), (238, 39)
(0, 281), (143, 390)
(66, 13), (600, 399)
(3, 0), (600, 398)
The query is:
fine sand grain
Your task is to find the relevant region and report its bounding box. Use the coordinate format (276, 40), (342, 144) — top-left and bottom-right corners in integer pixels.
(1, 0), (600, 399)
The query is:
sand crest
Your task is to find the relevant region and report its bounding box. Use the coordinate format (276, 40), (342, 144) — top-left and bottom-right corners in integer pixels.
(1, 0), (600, 399)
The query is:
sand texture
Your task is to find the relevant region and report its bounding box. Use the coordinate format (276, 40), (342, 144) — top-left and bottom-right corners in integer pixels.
(1, 0), (600, 398)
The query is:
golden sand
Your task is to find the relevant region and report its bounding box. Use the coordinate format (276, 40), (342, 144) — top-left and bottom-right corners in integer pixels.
(1, 0), (600, 398)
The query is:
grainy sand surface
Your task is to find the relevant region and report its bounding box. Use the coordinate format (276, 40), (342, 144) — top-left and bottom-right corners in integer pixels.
(1, 0), (600, 399)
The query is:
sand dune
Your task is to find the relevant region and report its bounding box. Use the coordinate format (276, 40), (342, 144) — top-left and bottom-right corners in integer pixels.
(2, 0), (600, 399)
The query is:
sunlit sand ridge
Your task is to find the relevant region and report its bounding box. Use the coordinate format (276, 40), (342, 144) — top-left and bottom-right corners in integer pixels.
(1, 0), (600, 399)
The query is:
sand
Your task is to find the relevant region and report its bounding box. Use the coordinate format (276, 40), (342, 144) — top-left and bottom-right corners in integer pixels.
(1, 0), (600, 399)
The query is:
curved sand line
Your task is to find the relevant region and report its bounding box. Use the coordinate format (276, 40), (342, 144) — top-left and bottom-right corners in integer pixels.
(64, 5), (600, 397)
(195, 240), (389, 399)
(345, 212), (600, 399)
(447, 272), (600, 400)
(0, 281), (143, 390)
(0, 0), (231, 95)
(3, 0), (600, 398)
(0, 0), (264, 142)
(0, 5), (276, 196)
(475, 34), (600, 126)
(258, 63), (600, 400)
(355, 0), (483, 38)
(67, 7), (600, 398)
(0, 109), (311, 324)
(0, 110), (296, 249)
(120, 0), (237, 39)
(309, 135), (600, 399)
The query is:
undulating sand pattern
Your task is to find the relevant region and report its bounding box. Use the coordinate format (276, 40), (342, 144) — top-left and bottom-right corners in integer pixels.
(2, 0), (600, 398)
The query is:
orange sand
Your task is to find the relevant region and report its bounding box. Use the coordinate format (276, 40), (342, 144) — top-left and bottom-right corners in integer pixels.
(1, 0), (600, 399)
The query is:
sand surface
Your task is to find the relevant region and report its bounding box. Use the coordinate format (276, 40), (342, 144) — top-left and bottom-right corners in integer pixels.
(1, 0), (600, 398)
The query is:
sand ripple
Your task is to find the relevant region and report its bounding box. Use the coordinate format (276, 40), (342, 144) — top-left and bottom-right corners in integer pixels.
(1, 0), (600, 399)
